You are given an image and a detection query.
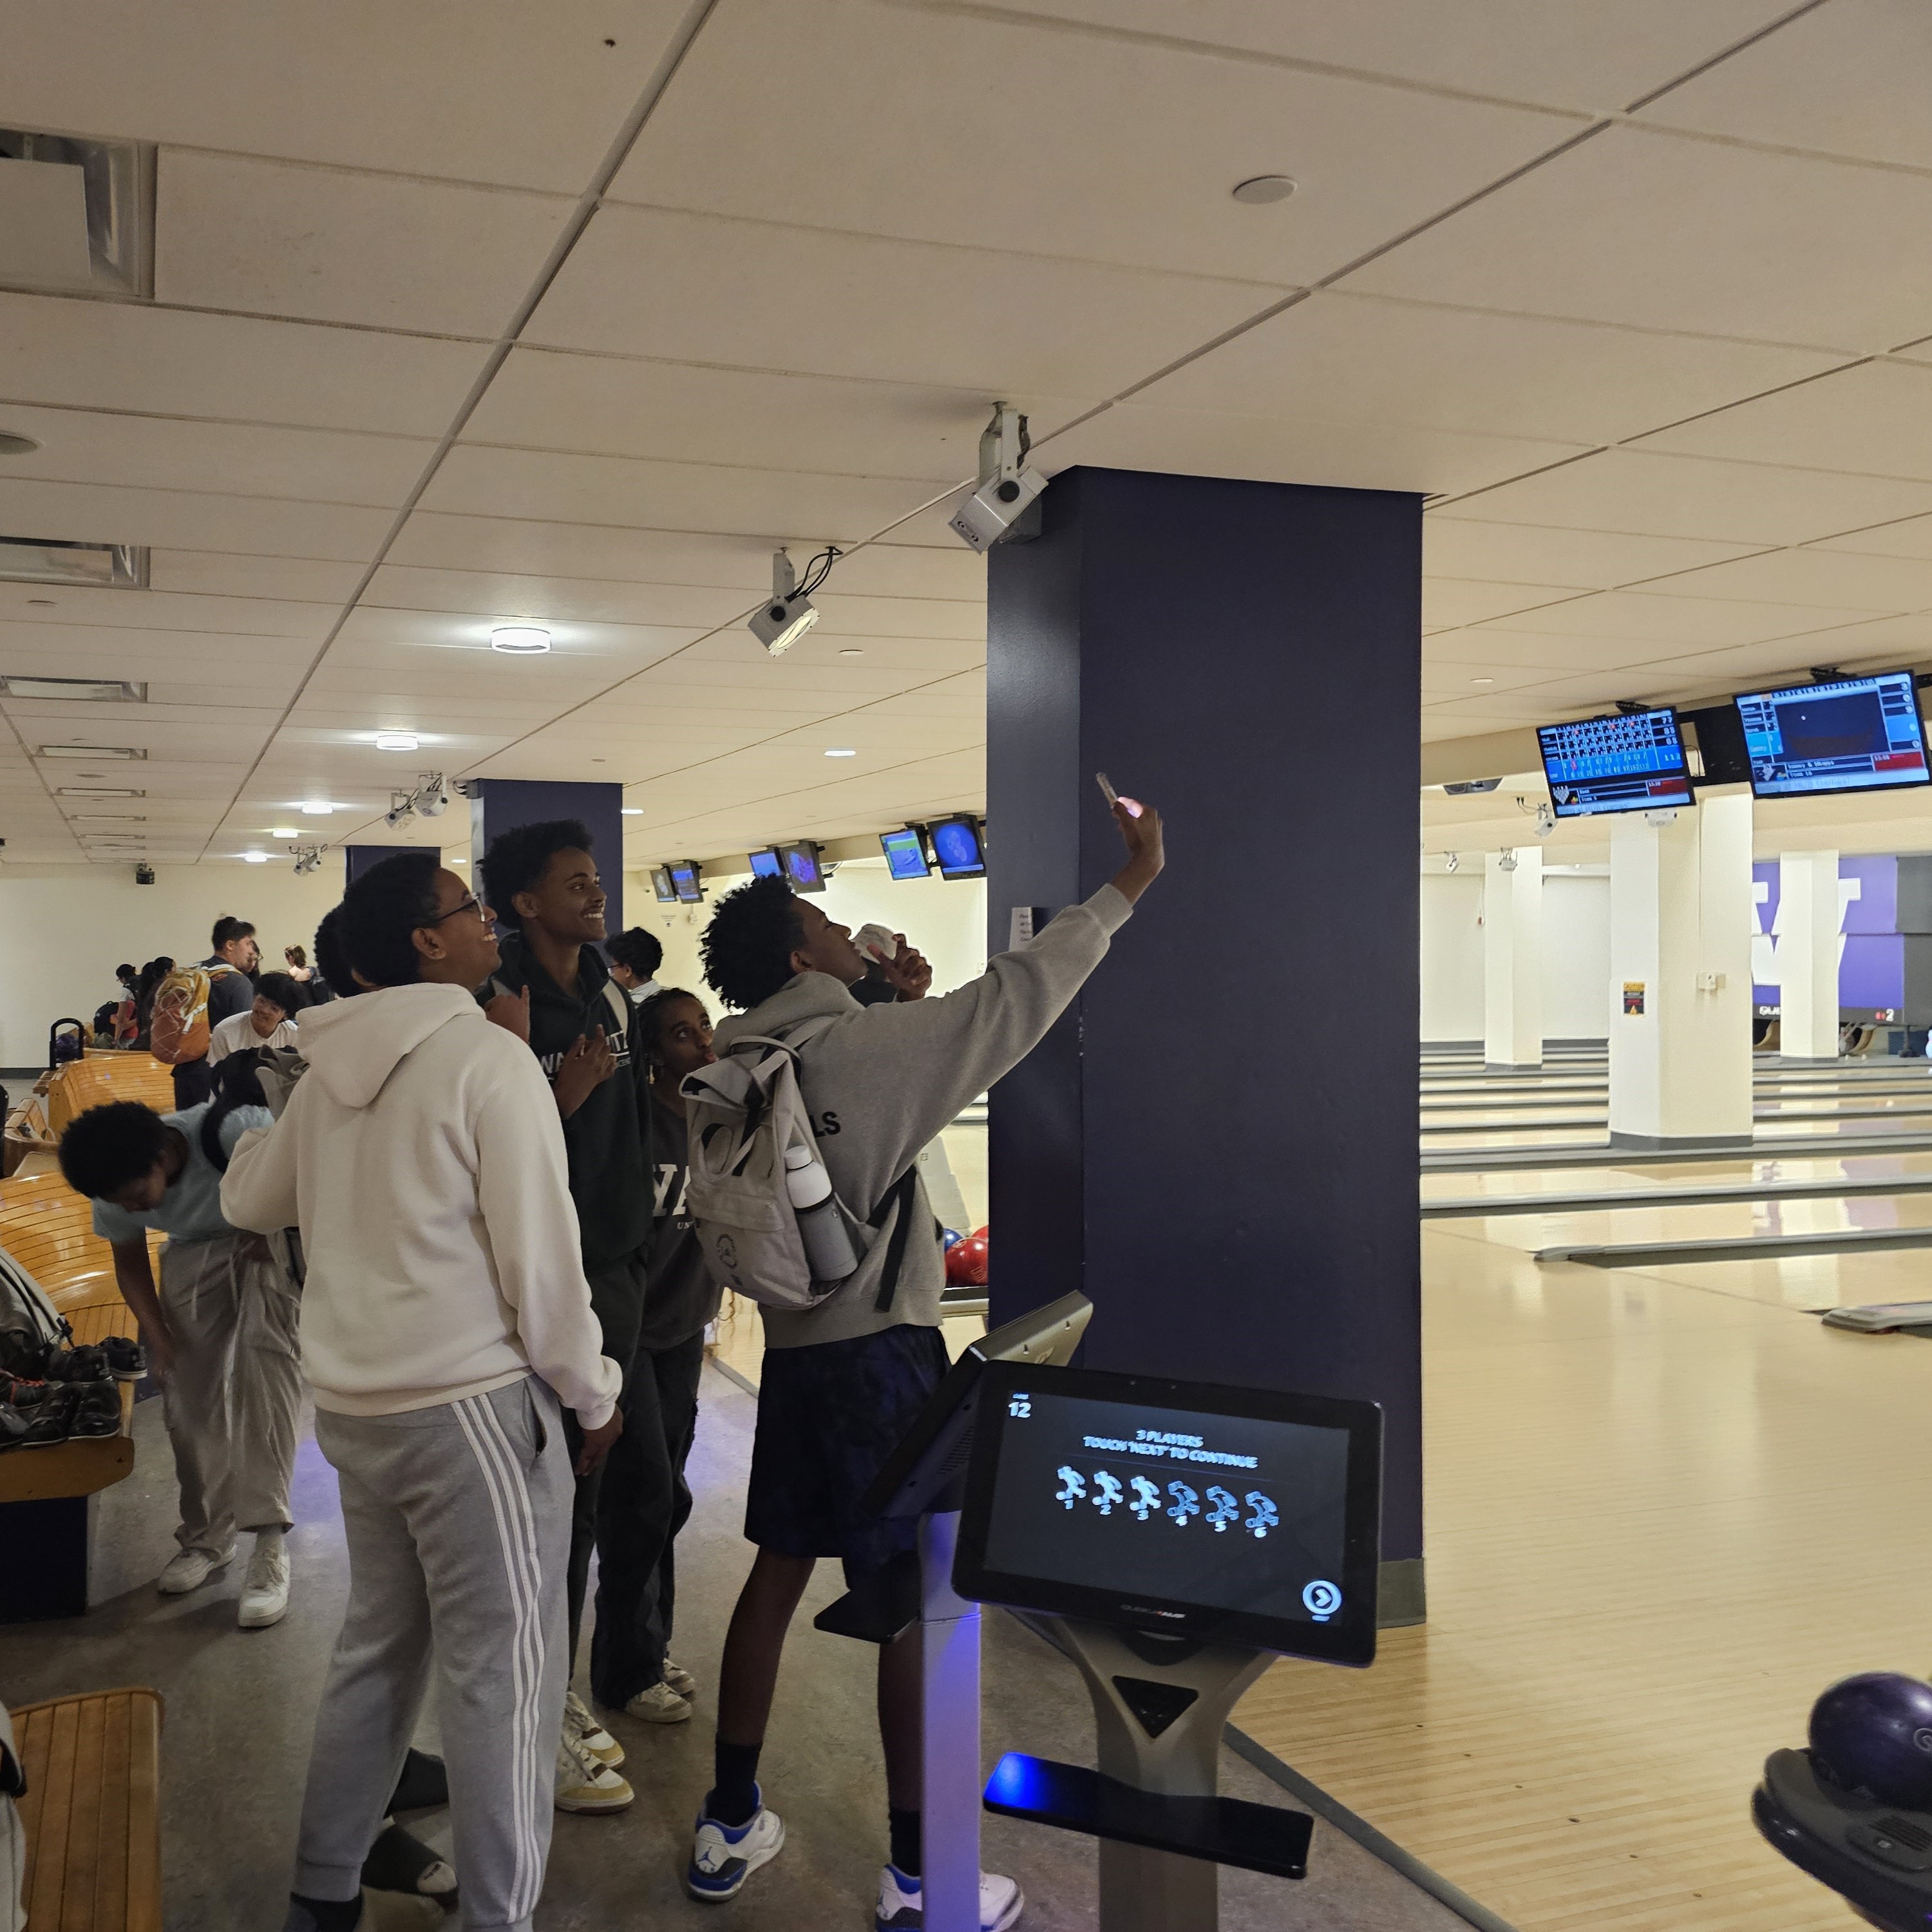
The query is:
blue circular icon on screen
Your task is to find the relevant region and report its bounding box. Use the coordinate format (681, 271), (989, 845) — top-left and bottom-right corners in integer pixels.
(1302, 1580), (1342, 1622)
(933, 820), (981, 871)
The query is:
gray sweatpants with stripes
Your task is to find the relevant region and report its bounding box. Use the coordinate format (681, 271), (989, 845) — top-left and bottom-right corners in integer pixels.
(292, 1378), (571, 1932)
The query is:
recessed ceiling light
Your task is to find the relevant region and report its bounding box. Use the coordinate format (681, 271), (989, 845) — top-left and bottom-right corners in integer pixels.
(491, 625), (551, 654)
(839, 648), (864, 658)
(241, 851), (269, 864)
(57, 786), (144, 798)
(621, 808), (643, 816)
(374, 731), (420, 752)
(1231, 175), (1297, 205)
(300, 800), (335, 815)
(0, 433), (39, 458)
(448, 855), (468, 865)
(269, 826), (300, 838)
(1470, 677), (1495, 686)
(0, 537), (146, 589)
(825, 748), (857, 758)
(2, 675), (146, 703)
(39, 743), (144, 759)
(26, 598), (53, 607)
(70, 813), (146, 824)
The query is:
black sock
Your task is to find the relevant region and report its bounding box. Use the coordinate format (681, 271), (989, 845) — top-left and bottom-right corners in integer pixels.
(290, 1893), (362, 1931)
(706, 1739), (762, 1826)
(889, 1806), (922, 1879)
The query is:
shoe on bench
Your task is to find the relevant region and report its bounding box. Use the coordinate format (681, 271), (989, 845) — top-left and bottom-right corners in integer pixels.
(99, 1335), (147, 1381)
(64, 1381), (122, 1439)
(158, 1543), (234, 1594)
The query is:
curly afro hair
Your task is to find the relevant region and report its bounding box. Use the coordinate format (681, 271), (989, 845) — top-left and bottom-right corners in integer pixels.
(59, 1101), (169, 1202)
(699, 875), (806, 1012)
(480, 818), (594, 931)
(337, 851), (444, 990)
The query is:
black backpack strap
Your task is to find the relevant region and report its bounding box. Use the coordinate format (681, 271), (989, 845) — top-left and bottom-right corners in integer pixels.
(867, 1167), (927, 1314)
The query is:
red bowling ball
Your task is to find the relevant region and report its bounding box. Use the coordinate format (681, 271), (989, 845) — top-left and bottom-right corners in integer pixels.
(946, 1226), (989, 1286)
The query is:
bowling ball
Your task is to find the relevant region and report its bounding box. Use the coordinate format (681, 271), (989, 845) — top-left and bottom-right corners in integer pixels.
(1809, 1672), (1932, 1806)
(946, 1226), (989, 1287)
(942, 1228), (963, 1249)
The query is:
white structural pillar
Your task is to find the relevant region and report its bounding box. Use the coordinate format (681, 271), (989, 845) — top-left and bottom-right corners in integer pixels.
(1778, 849), (1842, 1061)
(1608, 790), (1754, 1147)
(1483, 846), (1544, 1068)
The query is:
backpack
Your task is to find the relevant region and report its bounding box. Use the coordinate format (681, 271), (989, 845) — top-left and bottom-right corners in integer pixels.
(0, 1241), (71, 1378)
(149, 963), (234, 1065)
(680, 1020), (921, 1313)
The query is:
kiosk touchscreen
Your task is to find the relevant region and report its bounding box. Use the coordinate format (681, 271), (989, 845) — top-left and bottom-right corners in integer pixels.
(1537, 708), (1693, 818)
(955, 1362), (1382, 1667)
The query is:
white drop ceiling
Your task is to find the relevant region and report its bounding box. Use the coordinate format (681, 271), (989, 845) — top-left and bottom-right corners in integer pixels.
(2, 0), (1931, 868)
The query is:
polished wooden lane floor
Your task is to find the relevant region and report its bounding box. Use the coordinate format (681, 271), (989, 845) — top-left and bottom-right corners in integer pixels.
(1238, 1202), (1932, 1931)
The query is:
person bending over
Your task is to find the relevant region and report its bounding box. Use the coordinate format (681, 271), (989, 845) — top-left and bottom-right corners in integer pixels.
(59, 1063), (301, 1629)
(607, 926), (665, 1004)
(589, 989), (720, 1728)
(220, 853), (623, 1932)
(208, 971), (301, 1063)
(477, 818), (658, 1812)
(684, 796), (1166, 1929)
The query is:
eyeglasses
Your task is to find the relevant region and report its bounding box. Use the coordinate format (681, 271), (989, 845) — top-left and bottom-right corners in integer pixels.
(420, 892), (487, 928)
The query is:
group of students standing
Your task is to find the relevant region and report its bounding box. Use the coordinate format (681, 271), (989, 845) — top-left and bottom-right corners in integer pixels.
(56, 794), (1166, 1932)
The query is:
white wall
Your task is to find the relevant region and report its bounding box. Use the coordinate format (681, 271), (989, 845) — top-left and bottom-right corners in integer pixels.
(1421, 867), (1611, 1046)
(1540, 873), (1611, 1040)
(0, 863), (346, 1066)
(623, 860), (990, 1016)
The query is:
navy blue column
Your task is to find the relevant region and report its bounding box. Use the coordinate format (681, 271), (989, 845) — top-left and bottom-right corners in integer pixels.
(345, 843), (435, 886)
(985, 465), (1425, 1619)
(467, 779), (625, 934)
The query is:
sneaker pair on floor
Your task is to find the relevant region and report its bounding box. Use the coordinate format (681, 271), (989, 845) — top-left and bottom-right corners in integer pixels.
(157, 1527), (290, 1627)
(687, 1788), (1023, 1931)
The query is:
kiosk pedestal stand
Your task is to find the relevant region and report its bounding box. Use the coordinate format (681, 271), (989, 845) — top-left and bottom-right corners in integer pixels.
(919, 1509), (985, 1932)
(1043, 1620), (1274, 1932)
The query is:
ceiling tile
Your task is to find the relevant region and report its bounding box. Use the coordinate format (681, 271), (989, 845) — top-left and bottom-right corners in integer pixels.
(1345, 124), (1932, 351)
(0, 1), (694, 191)
(1640, 0), (1932, 173)
(417, 444), (951, 544)
(466, 348), (1084, 482)
(1444, 450), (1932, 546)
(0, 477), (393, 561)
(156, 150), (569, 336)
(933, 0), (1795, 112)
(1477, 588), (1890, 647)
(0, 290), (490, 437)
(1643, 547), (1932, 611)
(1142, 290), (1842, 445)
(525, 205), (1287, 396)
(1633, 361), (1932, 483)
(1421, 578), (1589, 628)
(361, 565), (749, 631)
(1422, 515), (1768, 586)
(148, 553), (368, 603)
(607, 0), (1580, 282)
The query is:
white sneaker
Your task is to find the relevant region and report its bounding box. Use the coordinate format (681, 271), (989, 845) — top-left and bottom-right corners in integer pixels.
(238, 1529), (290, 1628)
(687, 1788), (784, 1901)
(564, 1689), (625, 1768)
(663, 1656), (697, 1699)
(625, 1679), (693, 1725)
(157, 1543), (234, 1595)
(876, 1864), (1025, 1932)
(555, 1732), (634, 1814)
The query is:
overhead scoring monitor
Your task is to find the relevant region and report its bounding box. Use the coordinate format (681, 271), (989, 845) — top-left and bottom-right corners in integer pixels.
(880, 825), (931, 881)
(781, 840), (826, 893)
(1736, 670), (1931, 800)
(930, 815), (987, 880)
(747, 847), (784, 879)
(650, 866), (676, 904)
(1537, 708), (1693, 818)
(668, 860), (703, 904)
(955, 1361), (1382, 1666)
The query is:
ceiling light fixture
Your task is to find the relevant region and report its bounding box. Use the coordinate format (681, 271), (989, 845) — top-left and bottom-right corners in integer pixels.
(0, 433), (39, 458)
(491, 625), (551, 654)
(1, 674), (146, 703)
(269, 826), (299, 838)
(749, 547), (837, 656)
(0, 536), (147, 588)
(374, 731), (420, 752)
(57, 786), (144, 798)
(300, 799), (335, 816)
(1470, 677), (1495, 686)
(621, 808), (643, 816)
(39, 743), (143, 759)
(1231, 175), (1297, 204)
(242, 850), (269, 864)
(825, 747), (857, 758)
(950, 404), (1046, 551)
(839, 649), (864, 658)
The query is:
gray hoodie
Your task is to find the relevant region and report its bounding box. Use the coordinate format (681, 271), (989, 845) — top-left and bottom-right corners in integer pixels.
(715, 883), (1133, 1349)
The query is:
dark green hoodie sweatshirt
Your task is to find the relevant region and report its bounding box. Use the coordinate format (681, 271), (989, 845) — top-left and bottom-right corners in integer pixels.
(485, 933), (654, 1268)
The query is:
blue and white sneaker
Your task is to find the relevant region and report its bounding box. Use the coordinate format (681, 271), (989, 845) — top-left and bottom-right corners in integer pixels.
(686, 1788), (785, 1902)
(876, 1863), (1025, 1931)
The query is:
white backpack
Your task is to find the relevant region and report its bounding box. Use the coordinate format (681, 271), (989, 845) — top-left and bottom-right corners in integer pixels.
(681, 1021), (920, 1313)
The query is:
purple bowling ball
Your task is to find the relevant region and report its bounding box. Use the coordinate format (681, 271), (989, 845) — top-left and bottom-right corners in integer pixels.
(1809, 1672), (1932, 1807)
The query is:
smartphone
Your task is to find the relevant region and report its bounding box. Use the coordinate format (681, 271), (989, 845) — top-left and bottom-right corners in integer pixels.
(1095, 771), (1141, 817)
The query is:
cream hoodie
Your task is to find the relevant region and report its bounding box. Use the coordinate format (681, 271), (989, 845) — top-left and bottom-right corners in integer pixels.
(220, 981), (621, 1425)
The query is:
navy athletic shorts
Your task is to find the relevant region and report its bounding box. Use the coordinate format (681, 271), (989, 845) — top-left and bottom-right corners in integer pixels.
(744, 1322), (951, 1580)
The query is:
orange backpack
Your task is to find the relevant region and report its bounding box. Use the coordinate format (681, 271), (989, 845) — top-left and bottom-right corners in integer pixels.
(148, 963), (232, 1066)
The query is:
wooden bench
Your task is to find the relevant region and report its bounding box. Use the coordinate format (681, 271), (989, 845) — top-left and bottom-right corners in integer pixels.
(0, 1173), (153, 1618)
(11, 1688), (163, 1932)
